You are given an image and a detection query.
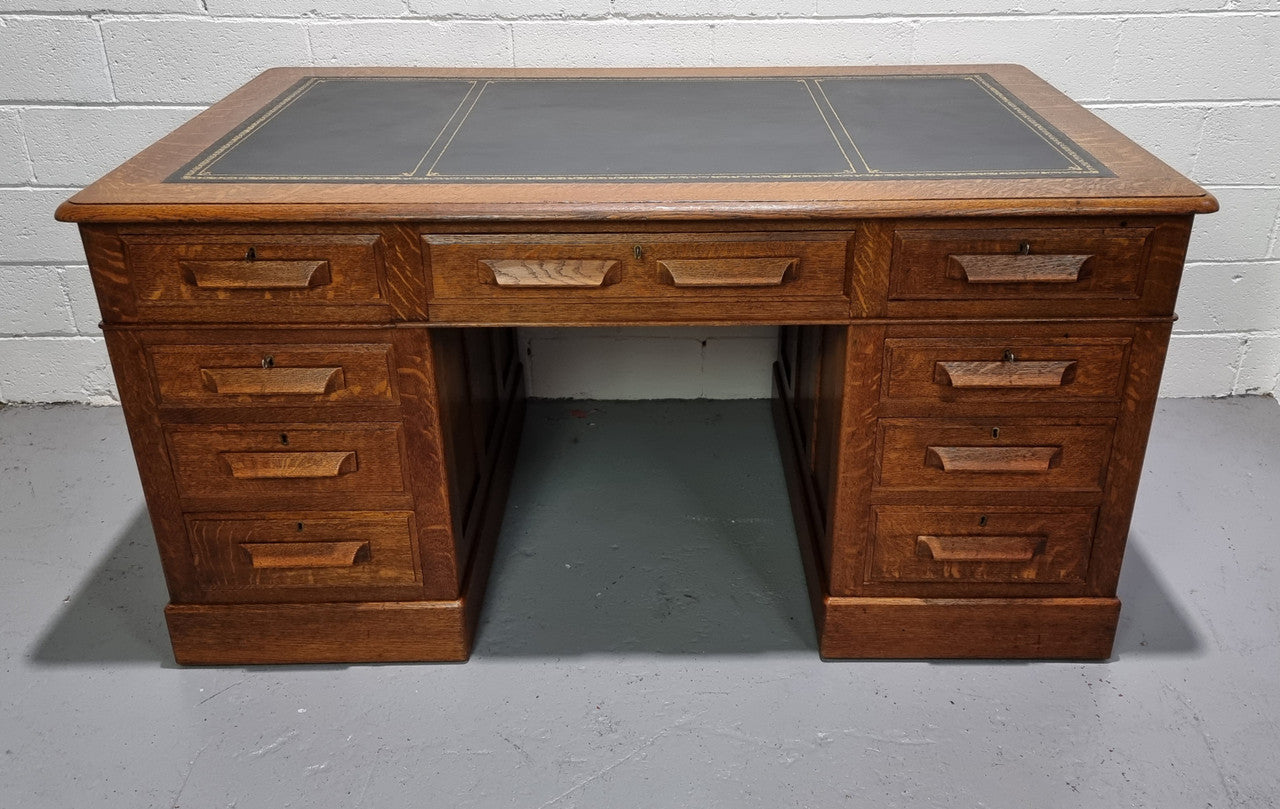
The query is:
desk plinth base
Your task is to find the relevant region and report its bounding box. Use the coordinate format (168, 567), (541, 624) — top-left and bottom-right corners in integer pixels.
(814, 596), (1119, 660)
(165, 600), (474, 664)
(771, 361), (1120, 661)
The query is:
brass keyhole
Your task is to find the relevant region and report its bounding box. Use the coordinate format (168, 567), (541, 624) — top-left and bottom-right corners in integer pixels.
(991, 427), (1000, 439)
(979, 515), (988, 527)
(633, 245), (643, 260)
(246, 247), (257, 261)
(296, 522), (304, 532)
(280, 433), (289, 445)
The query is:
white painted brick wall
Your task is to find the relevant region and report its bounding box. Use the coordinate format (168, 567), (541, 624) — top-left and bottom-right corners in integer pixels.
(0, 17), (113, 102)
(0, 3), (1276, 403)
(309, 22), (513, 66)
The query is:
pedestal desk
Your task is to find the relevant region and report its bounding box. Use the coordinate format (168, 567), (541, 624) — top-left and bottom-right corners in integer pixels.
(56, 65), (1216, 663)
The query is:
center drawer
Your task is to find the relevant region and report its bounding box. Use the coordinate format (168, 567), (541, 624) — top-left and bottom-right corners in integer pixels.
(875, 419), (1115, 492)
(165, 423), (408, 500)
(422, 231), (851, 322)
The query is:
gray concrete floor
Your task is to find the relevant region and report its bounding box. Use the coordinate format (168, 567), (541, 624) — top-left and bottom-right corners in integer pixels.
(1, 397), (1278, 808)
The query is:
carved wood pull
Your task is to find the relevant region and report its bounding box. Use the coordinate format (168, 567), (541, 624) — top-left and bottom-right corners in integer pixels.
(481, 259), (619, 288)
(948, 254), (1091, 284)
(656, 257), (796, 287)
(221, 451), (357, 479)
(240, 540), (371, 569)
(201, 367), (345, 396)
(915, 535), (1045, 563)
(935, 360), (1078, 388)
(180, 259), (331, 289)
(925, 445), (1062, 472)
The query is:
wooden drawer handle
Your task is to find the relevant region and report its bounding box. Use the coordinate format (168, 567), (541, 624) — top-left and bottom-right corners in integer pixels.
(240, 540), (371, 569)
(180, 259), (331, 289)
(201, 367), (345, 396)
(656, 257), (796, 287)
(221, 450), (357, 479)
(481, 259), (619, 288)
(915, 535), (1045, 563)
(925, 445), (1062, 472)
(935, 360), (1078, 389)
(948, 253), (1091, 284)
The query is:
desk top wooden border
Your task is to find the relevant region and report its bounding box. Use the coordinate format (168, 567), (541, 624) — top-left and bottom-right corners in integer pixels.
(57, 64), (1216, 223)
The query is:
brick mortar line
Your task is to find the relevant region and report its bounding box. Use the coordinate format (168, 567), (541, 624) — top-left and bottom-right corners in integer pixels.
(1230, 335), (1250, 392)
(302, 21), (314, 61)
(91, 17), (118, 103)
(1201, 184), (1280, 190)
(47, 265), (80, 334)
(0, 184), (87, 190)
(1108, 14), (1126, 100)
(1085, 100), (1280, 107)
(1185, 258), (1280, 267)
(1169, 331), (1280, 339)
(0, 99), (204, 106)
(1, 103), (207, 110)
(1187, 104), (1212, 182)
(1173, 328), (1280, 336)
(2, 9), (1279, 21)
(0, 261), (88, 267)
(11, 108), (36, 184)
(0, 334), (102, 341)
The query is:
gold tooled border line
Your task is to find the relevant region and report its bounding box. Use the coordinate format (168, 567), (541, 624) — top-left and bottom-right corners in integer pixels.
(176, 74), (1108, 183)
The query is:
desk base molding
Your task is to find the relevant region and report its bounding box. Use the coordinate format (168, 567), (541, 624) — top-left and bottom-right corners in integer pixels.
(165, 600), (472, 664)
(816, 597), (1120, 660)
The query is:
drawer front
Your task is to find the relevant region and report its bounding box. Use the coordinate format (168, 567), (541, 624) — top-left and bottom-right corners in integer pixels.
(876, 419), (1114, 492)
(425, 232), (848, 301)
(889, 227), (1154, 302)
(166, 423), (407, 499)
(121, 233), (390, 321)
(870, 506), (1096, 584)
(187, 511), (420, 592)
(883, 336), (1131, 404)
(149, 342), (396, 408)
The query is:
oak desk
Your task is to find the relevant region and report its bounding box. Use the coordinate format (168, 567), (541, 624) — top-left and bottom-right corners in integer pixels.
(57, 66), (1215, 663)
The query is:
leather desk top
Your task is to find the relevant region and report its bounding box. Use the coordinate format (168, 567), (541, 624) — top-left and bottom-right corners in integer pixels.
(170, 74), (1109, 183)
(56, 65), (1214, 222)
